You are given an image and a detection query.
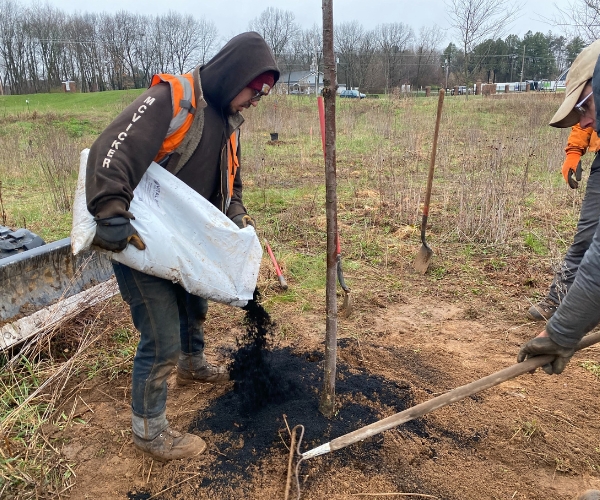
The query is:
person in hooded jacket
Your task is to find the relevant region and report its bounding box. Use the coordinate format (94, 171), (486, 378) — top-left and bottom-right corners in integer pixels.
(86, 32), (279, 461)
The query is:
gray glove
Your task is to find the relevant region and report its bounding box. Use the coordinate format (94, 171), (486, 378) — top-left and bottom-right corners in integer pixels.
(517, 336), (575, 375)
(231, 214), (255, 230)
(92, 216), (146, 253)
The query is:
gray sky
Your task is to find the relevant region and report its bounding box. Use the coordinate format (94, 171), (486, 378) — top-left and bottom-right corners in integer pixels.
(48, 0), (574, 44)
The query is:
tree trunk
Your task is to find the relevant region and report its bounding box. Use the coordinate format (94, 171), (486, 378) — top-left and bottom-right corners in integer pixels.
(319, 0), (338, 418)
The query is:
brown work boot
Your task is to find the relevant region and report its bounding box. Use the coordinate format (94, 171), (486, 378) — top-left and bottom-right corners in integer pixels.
(132, 427), (206, 461)
(177, 353), (230, 385)
(527, 298), (558, 321)
(578, 491), (600, 500)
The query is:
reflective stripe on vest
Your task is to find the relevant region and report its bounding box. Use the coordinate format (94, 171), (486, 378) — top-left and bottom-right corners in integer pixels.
(226, 129), (240, 211)
(149, 73), (195, 163)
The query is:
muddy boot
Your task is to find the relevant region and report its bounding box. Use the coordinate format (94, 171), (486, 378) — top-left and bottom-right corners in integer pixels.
(177, 352), (230, 385)
(133, 427), (206, 461)
(578, 491), (600, 500)
(527, 298), (559, 321)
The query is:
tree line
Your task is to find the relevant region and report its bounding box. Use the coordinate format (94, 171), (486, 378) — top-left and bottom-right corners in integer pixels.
(0, 0), (590, 95)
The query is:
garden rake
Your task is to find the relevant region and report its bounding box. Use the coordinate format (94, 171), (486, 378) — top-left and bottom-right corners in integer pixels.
(283, 330), (600, 499)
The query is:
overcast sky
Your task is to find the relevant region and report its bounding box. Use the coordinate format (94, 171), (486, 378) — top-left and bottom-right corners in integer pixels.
(45, 0), (574, 45)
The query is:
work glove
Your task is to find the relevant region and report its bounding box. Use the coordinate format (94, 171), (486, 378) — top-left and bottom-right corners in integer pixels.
(92, 216), (146, 253)
(231, 214), (256, 230)
(562, 154), (583, 189)
(517, 336), (575, 375)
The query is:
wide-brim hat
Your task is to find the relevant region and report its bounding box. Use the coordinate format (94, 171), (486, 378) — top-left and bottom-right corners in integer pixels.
(550, 40), (600, 128)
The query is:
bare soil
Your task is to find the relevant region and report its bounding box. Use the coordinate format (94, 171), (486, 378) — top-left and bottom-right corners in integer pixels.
(48, 258), (600, 500)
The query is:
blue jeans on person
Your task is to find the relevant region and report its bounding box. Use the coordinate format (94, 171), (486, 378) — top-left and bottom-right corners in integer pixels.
(548, 152), (600, 304)
(112, 261), (208, 439)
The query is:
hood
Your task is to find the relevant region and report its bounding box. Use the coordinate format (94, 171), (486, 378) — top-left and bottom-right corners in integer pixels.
(200, 32), (280, 110)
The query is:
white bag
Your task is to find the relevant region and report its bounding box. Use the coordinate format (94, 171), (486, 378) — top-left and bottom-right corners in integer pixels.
(71, 149), (262, 307)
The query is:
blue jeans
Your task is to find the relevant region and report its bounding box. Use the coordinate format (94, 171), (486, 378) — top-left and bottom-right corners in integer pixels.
(548, 153), (600, 304)
(112, 262), (208, 427)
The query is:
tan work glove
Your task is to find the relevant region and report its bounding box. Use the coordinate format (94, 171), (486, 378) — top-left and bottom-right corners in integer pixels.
(562, 153), (582, 188)
(231, 214), (256, 229)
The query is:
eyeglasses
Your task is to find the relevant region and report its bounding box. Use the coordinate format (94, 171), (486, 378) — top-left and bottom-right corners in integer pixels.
(575, 91), (594, 115)
(249, 89), (268, 103)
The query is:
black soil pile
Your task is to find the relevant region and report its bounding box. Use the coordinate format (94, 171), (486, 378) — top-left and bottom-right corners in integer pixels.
(186, 292), (433, 496)
(190, 348), (427, 486)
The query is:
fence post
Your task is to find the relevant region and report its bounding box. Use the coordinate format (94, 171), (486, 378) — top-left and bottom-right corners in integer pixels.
(505, 84), (510, 94)
(425, 86), (431, 97)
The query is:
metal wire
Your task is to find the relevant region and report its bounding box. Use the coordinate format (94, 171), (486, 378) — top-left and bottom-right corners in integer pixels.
(283, 424), (306, 500)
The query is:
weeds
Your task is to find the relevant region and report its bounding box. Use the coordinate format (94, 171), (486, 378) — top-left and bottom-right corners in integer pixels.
(580, 360), (600, 379)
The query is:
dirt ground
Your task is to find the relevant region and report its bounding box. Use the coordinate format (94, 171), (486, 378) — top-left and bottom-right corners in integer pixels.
(46, 256), (600, 500)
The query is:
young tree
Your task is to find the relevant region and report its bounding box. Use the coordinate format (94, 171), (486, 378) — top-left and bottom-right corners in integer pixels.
(445, 0), (518, 89)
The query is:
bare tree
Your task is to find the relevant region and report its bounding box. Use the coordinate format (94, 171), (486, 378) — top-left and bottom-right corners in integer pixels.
(196, 17), (218, 65)
(335, 21), (365, 89)
(553, 0), (600, 43)
(248, 7), (299, 62)
(0, 0), (30, 94)
(446, 0), (518, 87)
(412, 26), (444, 89)
(293, 24), (323, 69)
(27, 4), (65, 91)
(375, 22), (414, 91)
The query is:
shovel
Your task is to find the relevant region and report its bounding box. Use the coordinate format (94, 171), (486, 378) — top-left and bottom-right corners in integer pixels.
(414, 89), (445, 274)
(336, 231), (351, 318)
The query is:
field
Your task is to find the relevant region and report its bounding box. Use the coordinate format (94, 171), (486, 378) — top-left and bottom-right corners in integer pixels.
(1, 89), (599, 500)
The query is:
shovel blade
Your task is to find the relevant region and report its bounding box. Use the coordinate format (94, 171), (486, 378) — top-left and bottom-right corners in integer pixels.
(340, 291), (352, 318)
(413, 244), (433, 274)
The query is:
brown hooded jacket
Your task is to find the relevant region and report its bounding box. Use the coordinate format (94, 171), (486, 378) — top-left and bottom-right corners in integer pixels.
(85, 32), (279, 221)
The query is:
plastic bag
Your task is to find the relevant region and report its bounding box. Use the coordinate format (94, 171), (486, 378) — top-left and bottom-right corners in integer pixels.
(71, 149), (262, 307)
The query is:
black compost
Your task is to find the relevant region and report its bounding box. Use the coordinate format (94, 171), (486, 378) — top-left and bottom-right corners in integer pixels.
(186, 293), (428, 492)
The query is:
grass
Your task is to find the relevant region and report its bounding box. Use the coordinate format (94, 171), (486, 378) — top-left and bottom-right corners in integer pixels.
(580, 360), (600, 379)
(0, 88), (585, 498)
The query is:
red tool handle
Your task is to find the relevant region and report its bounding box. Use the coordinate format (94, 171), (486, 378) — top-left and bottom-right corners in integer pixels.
(264, 239), (288, 290)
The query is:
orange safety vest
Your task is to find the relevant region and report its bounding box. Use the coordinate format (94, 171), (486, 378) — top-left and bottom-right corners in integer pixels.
(149, 73), (240, 203)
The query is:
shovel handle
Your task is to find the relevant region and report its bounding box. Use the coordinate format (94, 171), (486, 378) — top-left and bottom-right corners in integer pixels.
(303, 330), (600, 459)
(422, 89), (445, 219)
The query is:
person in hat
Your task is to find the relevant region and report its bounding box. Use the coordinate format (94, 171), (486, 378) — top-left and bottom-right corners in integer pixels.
(517, 41), (600, 375)
(518, 41), (600, 500)
(86, 32), (279, 461)
(526, 122), (600, 321)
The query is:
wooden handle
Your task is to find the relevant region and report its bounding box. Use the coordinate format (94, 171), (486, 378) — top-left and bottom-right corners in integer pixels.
(305, 330), (600, 457)
(422, 89), (444, 212)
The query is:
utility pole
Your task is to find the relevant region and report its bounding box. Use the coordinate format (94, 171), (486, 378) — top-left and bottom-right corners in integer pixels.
(444, 58), (449, 90)
(520, 44), (526, 89)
